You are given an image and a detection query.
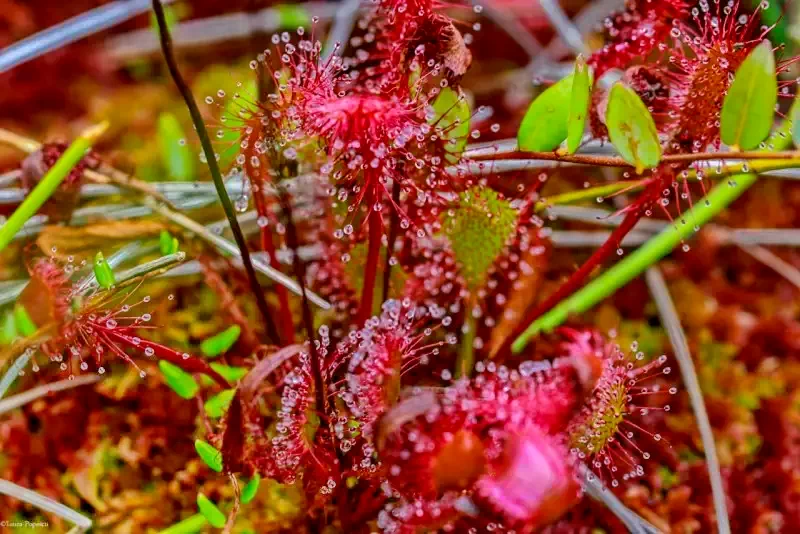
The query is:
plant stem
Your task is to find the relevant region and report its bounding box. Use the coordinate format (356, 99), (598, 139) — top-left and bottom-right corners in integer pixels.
(0, 122), (107, 252)
(535, 156), (800, 213)
(382, 183), (401, 303)
(513, 171), (760, 351)
(510, 115), (799, 352)
(477, 149), (800, 167)
(151, 0), (280, 343)
(456, 299), (477, 378)
(260, 225), (295, 343)
(359, 209), (383, 324)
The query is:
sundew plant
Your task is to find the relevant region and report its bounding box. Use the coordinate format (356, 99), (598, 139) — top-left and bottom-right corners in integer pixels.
(1, 0), (800, 532)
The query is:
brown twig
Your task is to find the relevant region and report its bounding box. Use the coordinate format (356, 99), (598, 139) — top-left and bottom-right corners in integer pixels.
(474, 149), (800, 168)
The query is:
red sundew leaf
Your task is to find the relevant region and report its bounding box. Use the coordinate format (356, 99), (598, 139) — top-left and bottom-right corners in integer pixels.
(376, 389), (439, 451)
(105, 330), (229, 388)
(222, 390), (245, 474)
(239, 344), (304, 402)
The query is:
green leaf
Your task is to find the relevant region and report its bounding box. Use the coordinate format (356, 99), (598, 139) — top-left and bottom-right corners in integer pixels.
(159, 360), (199, 400)
(93, 251), (116, 289)
(565, 55), (593, 155)
(0, 312), (18, 345)
(443, 187), (519, 290)
(606, 82), (662, 173)
(790, 97), (800, 149)
(240, 474), (261, 504)
(196, 493), (226, 528)
(277, 4), (310, 28)
(159, 513), (208, 534)
(429, 87), (471, 157)
(160, 230), (180, 255)
(13, 304), (36, 337)
(158, 112), (195, 181)
(517, 74), (573, 152)
(204, 389), (236, 418)
(194, 439), (223, 473)
(720, 41), (777, 150)
(201, 325), (241, 358)
(210, 363), (248, 383)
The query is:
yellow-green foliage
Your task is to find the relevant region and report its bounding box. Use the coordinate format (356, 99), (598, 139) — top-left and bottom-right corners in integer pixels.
(443, 187), (518, 291)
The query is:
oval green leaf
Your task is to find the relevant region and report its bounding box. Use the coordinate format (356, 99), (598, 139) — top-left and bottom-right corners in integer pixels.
(240, 474), (261, 504)
(201, 325), (241, 358)
(204, 389), (236, 418)
(196, 493), (226, 528)
(209, 363), (248, 383)
(517, 74), (573, 152)
(159, 360), (199, 399)
(160, 230), (179, 255)
(93, 251), (116, 289)
(606, 82), (662, 173)
(565, 56), (593, 155)
(194, 439), (223, 473)
(158, 112), (195, 182)
(720, 41), (777, 151)
(430, 87), (471, 157)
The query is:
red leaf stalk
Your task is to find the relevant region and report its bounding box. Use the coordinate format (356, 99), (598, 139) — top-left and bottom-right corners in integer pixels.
(359, 204), (384, 324)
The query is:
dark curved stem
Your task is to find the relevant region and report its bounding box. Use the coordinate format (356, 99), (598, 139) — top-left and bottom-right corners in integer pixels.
(151, 0), (279, 343)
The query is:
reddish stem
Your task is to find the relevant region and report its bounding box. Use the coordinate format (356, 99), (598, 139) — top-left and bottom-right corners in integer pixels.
(359, 208), (383, 324)
(259, 225), (296, 343)
(244, 123), (295, 344)
(382, 182), (401, 303)
(498, 207), (646, 359)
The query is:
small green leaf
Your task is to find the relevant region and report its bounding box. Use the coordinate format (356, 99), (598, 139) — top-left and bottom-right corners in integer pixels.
(13, 304), (36, 337)
(277, 4), (310, 28)
(158, 112), (195, 181)
(194, 439), (223, 473)
(159, 360), (199, 399)
(517, 74), (573, 152)
(204, 389), (236, 418)
(720, 41), (777, 150)
(158, 513), (208, 534)
(606, 82), (662, 173)
(203, 364), (248, 385)
(792, 100), (800, 149)
(201, 325), (241, 358)
(93, 251), (116, 289)
(429, 87), (471, 157)
(160, 230), (180, 255)
(196, 493), (226, 528)
(565, 55), (593, 155)
(240, 474), (261, 504)
(0, 312), (18, 345)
